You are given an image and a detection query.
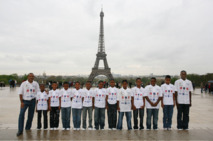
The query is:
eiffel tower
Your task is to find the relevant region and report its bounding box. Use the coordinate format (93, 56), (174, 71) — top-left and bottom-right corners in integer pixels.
(88, 10), (113, 82)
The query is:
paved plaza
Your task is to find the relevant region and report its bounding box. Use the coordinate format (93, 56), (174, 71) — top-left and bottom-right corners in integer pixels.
(0, 87), (213, 140)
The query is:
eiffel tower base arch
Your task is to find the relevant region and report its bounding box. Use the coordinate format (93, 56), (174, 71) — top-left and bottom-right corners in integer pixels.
(88, 68), (113, 82)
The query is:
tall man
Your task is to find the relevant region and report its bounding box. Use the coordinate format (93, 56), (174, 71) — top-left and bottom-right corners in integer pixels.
(175, 70), (193, 130)
(17, 73), (40, 136)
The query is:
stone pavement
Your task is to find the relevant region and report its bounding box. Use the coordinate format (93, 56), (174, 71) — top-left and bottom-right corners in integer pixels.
(0, 87), (213, 140)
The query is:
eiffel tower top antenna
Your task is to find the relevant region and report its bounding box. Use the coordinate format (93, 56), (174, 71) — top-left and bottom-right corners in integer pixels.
(98, 6), (105, 53)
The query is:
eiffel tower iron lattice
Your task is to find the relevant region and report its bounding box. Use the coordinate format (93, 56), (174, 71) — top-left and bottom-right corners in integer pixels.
(88, 10), (113, 82)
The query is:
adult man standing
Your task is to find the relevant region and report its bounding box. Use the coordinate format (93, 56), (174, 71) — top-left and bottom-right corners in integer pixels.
(17, 73), (40, 136)
(175, 70), (193, 130)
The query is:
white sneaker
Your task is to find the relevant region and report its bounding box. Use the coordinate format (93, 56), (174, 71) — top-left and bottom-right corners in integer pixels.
(54, 128), (58, 130)
(168, 128), (172, 130)
(66, 128), (70, 130)
(108, 128), (112, 130)
(73, 128), (77, 130)
(77, 128), (80, 130)
(164, 128), (167, 130)
(178, 128), (183, 130)
(88, 128), (93, 130)
(82, 128), (86, 130)
(62, 128), (66, 130)
(112, 128), (117, 130)
(50, 128), (54, 130)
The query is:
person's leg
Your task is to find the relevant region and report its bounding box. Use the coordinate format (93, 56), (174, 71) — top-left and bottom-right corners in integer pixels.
(100, 108), (105, 129)
(146, 109), (152, 130)
(72, 108), (77, 128)
(126, 112), (132, 130)
(43, 110), (48, 129)
(177, 104), (183, 129)
(61, 108), (66, 128)
(88, 107), (93, 128)
(77, 109), (82, 128)
(55, 107), (60, 128)
(94, 107), (99, 130)
(67, 107), (71, 129)
(117, 112), (124, 130)
(25, 99), (36, 130)
(50, 107), (54, 128)
(153, 109), (159, 129)
(37, 110), (42, 129)
(163, 105), (168, 129)
(107, 103), (112, 129)
(139, 108), (144, 130)
(112, 104), (117, 129)
(133, 109), (139, 129)
(168, 105), (174, 129)
(183, 105), (190, 129)
(82, 107), (87, 129)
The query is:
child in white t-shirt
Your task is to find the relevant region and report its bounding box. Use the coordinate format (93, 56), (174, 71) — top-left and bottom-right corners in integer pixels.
(60, 82), (73, 130)
(36, 83), (48, 130)
(145, 77), (162, 130)
(161, 75), (175, 130)
(94, 81), (107, 130)
(48, 82), (61, 130)
(131, 78), (145, 130)
(71, 82), (84, 130)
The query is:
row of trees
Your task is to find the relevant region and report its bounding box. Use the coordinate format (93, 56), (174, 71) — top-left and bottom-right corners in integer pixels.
(0, 73), (212, 87)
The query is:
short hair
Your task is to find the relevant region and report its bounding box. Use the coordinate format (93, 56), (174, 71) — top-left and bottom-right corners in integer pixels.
(165, 75), (171, 79)
(28, 73), (34, 76)
(52, 81), (57, 84)
(98, 81), (104, 84)
(122, 80), (128, 84)
(75, 81), (80, 85)
(86, 81), (92, 84)
(39, 83), (45, 86)
(136, 78), (141, 81)
(63, 81), (69, 85)
(151, 77), (156, 81)
(181, 70), (187, 74)
(110, 79), (115, 82)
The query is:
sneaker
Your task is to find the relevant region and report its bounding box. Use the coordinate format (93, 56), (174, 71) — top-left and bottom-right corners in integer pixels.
(88, 128), (93, 130)
(77, 128), (80, 130)
(164, 128), (167, 130)
(168, 128), (172, 130)
(178, 128), (183, 130)
(184, 128), (189, 130)
(66, 128), (70, 130)
(62, 128), (66, 130)
(112, 128), (117, 130)
(54, 128), (58, 130)
(16, 131), (23, 136)
(44, 128), (48, 130)
(154, 128), (158, 130)
(82, 128), (86, 130)
(108, 128), (112, 130)
(73, 128), (77, 130)
(50, 128), (54, 130)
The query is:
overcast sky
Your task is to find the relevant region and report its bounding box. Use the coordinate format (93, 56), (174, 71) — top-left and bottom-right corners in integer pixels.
(0, 0), (212, 76)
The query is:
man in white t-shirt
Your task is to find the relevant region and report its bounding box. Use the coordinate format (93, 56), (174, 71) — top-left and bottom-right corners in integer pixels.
(36, 83), (48, 130)
(117, 80), (133, 130)
(161, 75), (175, 130)
(60, 82), (73, 130)
(132, 78), (145, 130)
(106, 79), (119, 130)
(82, 81), (94, 130)
(48, 82), (61, 130)
(94, 81), (107, 130)
(175, 70), (193, 130)
(71, 82), (84, 130)
(17, 73), (40, 136)
(145, 77), (162, 130)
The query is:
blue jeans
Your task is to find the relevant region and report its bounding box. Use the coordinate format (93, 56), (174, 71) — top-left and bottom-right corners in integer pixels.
(146, 109), (159, 129)
(18, 99), (36, 132)
(82, 107), (93, 129)
(117, 112), (132, 130)
(61, 107), (71, 129)
(163, 105), (174, 128)
(72, 108), (82, 128)
(94, 107), (105, 130)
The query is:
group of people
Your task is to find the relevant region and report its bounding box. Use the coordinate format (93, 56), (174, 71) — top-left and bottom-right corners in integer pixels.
(16, 70), (193, 137)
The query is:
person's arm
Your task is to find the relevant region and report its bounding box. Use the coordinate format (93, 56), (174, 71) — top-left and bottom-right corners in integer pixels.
(145, 96), (154, 106)
(106, 95), (108, 110)
(175, 91), (178, 108)
(58, 97), (61, 110)
(153, 97), (162, 107)
(173, 93), (175, 107)
(161, 96), (164, 108)
(117, 101), (120, 111)
(189, 91), (192, 107)
(19, 95), (24, 108)
(141, 97), (145, 109)
(48, 97), (51, 111)
(36, 100), (38, 112)
(131, 96), (136, 110)
(92, 97), (95, 109)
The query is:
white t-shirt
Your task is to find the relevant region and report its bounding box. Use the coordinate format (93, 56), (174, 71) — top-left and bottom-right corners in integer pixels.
(71, 89), (83, 109)
(94, 88), (107, 108)
(131, 86), (145, 109)
(161, 83), (175, 105)
(106, 87), (118, 105)
(82, 88), (94, 107)
(60, 88), (73, 108)
(144, 85), (162, 109)
(117, 87), (133, 112)
(174, 79), (193, 104)
(36, 91), (48, 110)
(18, 80), (40, 100)
(49, 89), (61, 107)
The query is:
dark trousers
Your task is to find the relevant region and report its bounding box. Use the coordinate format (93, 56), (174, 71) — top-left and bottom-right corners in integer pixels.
(107, 103), (117, 129)
(133, 108), (144, 129)
(94, 107), (105, 130)
(18, 99), (36, 132)
(37, 110), (48, 129)
(146, 109), (159, 130)
(50, 107), (60, 128)
(163, 105), (173, 128)
(177, 104), (190, 129)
